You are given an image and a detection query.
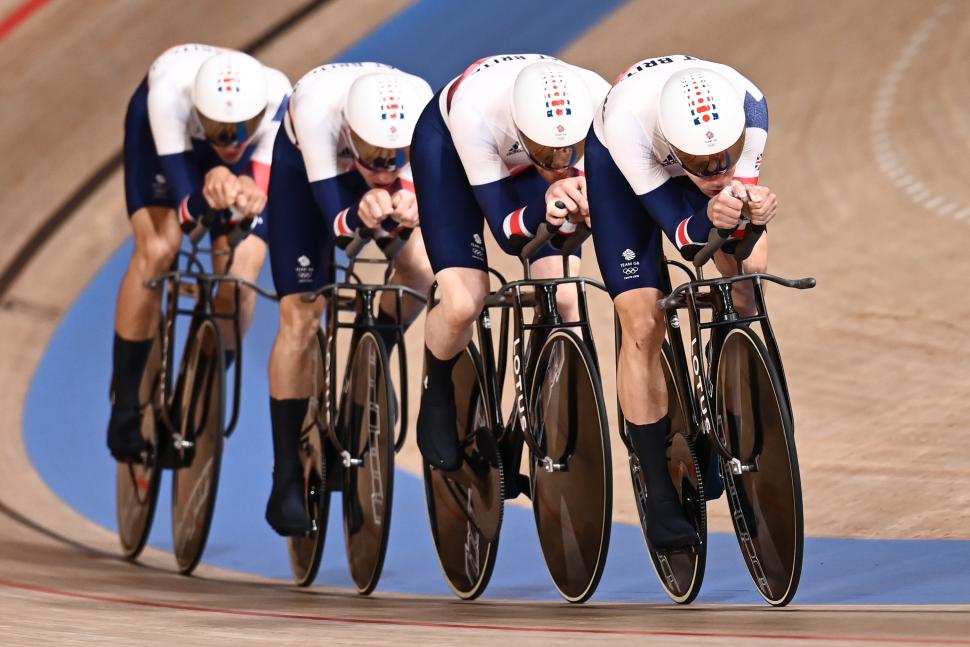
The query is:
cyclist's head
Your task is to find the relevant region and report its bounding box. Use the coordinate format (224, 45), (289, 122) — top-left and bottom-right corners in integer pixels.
(342, 72), (431, 187)
(657, 68), (746, 181)
(193, 51), (269, 163)
(511, 62), (595, 178)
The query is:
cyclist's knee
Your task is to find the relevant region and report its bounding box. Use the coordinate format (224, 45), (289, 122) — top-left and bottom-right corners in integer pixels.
(278, 295), (323, 350)
(615, 290), (666, 352)
(434, 269), (488, 328)
(438, 289), (484, 329)
(135, 234), (179, 274)
(624, 312), (665, 352)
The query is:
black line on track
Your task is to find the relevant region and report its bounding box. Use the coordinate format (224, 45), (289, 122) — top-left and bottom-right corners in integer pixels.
(0, 0), (332, 550)
(0, 0), (330, 299)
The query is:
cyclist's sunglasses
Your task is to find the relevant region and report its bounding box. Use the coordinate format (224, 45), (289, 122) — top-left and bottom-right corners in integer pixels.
(517, 129), (585, 172)
(198, 108), (266, 148)
(347, 127), (409, 172)
(670, 130), (745, 178)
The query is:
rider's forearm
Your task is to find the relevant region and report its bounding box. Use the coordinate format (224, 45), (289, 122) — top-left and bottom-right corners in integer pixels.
(638, 181), (712, 255)
(309, 176), (362, 235)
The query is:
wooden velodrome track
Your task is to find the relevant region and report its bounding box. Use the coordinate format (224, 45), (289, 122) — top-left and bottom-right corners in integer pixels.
(1, 0), (968, 644)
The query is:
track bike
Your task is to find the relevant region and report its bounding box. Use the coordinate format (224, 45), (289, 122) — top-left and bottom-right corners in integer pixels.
(423, 222), (612, 603)
(116, 215), (275, 574)
(626, 223), (815, 606)
(287, 227), (424, 594)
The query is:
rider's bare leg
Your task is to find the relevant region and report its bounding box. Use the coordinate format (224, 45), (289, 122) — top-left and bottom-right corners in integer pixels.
(265, 292), (326, 535)
(115, 207), (182, 339)
(108, 206), (182, 460)
(614, 287), (668, 425)
(614, 286), (698, 547)
(417, 267), (489, 470)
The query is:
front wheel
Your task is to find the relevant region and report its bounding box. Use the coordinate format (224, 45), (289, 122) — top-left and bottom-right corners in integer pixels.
(529, 329), (612, 603)
(716, 326), (803, 606)
(423, 344), (503, 600)
(170, 319), (225, 575)
(116, 329), (164, 559)
(340, 331), (394, 595)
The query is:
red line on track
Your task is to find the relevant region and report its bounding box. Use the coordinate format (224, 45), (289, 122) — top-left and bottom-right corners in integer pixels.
(1, 577), (967, 644)
(0, 0), (52, 41)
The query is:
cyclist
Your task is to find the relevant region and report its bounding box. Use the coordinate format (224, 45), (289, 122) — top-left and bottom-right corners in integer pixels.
(264, 63), (434, 536)
(582, 56), (776, 548)
(108, 44), (291, 462)
(409, 55), (609, 476)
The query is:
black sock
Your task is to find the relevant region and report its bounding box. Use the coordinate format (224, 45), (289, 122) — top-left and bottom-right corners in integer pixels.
(110, 334), (153, 409)
(269, 398), (309, 484)
(375, 309), (403, 355)
(423, 348), (461, 397)
(627, 417), (678, 503)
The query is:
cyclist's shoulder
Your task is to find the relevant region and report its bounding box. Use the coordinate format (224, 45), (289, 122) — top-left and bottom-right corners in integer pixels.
(148, 43), (221, 87)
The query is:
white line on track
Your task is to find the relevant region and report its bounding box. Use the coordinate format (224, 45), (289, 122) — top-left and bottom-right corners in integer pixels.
(869, 1), (967, 222)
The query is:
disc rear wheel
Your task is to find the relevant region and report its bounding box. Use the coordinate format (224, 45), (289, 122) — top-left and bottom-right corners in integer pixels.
(633, 341), (707, 604)
(423, 344), (503, 600)
(116, 330), (164, 559)
(288, 330), (331, 586)
(716, 326), (803, 606)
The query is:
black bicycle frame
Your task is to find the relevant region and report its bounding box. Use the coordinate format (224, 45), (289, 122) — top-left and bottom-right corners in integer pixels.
(312, 232), (426, 465)
(476, 225), (606, 472)
(147, 224), (278, 449)
(660, 259), (813, 475)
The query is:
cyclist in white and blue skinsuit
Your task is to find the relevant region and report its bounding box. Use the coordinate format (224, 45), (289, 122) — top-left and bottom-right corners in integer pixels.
(409, 54), (609, 479)
(264, 63), (434, 535)
(108, 44), (290, 462)
(583, 55), (778, 548)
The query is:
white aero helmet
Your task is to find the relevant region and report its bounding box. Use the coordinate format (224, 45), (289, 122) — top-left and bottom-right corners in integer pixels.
(192, 51), (268, 147)
(511, 61), (595, 171)
(657, 67), (746, 177)
(343, 71), (432, 172)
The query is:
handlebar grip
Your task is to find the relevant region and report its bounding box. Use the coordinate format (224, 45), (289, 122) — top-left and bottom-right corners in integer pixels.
(692, 227), (734, 268)
(342, 226), (373, 258)
(733, 223), (765, 262)
(520, 221), (560, 259)
(187, 211), (220, 246)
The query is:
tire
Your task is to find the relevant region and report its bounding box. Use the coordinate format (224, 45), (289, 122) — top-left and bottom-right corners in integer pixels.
(340, 331), (394, 595)
(170, 319), (225, 575)
(287, 330), (331, 586)
(116, 329), (164, 560)
(423, 344), (503, 600)
(631, 341), (707, 604)
(716, 326), (803, 606)
(528, 329), (612, 603)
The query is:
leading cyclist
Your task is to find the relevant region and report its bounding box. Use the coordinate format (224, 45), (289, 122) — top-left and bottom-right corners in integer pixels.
(108, 44), (290, 462)
(410, 54), (609, 476)
(264, 63), (434, 535)
(583, 56), (776, 548)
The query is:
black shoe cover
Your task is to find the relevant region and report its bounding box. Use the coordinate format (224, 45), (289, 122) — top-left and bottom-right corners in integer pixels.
(265, 476), (312, 536)
(107, 405), (148, 462)
(646, 496), (700, 549)
(416, 381), (462, 471)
